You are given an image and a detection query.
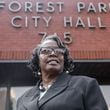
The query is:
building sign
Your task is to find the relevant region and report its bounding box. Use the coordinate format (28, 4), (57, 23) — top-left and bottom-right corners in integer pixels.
(0, 0), (110, 60)
(0, 1), (109, 29)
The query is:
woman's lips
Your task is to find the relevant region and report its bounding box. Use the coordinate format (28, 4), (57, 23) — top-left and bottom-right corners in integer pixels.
(47, 59), (59, 64)
(48, 60), (58, 65)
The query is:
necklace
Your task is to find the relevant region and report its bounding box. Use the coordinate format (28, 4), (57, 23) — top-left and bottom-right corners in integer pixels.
(39, 78), (56, 92)
(39, 82), (52, 92)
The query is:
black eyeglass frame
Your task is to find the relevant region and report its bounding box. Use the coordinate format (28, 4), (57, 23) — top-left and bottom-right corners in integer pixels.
(39, 47), (66, 55)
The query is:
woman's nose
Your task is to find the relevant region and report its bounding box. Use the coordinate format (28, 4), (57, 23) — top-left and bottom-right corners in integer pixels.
(49, 50), (57, 56)
(51, 50), (56, 55)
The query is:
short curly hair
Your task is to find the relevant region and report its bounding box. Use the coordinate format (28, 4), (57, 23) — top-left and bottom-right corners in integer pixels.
(27, 34), (74, 78)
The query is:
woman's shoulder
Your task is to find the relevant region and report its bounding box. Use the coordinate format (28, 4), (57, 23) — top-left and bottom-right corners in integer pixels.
(69, 74), (98, 88)
(17, 86), (37, 103)
(70, 75), (96, 82)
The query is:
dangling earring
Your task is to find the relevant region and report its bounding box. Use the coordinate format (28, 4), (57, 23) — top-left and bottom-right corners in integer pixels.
(66, 70), (69, 74)
(38, 71), (41, 76)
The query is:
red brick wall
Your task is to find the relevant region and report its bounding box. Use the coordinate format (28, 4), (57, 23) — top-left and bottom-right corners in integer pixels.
(0, 0), (110, 60)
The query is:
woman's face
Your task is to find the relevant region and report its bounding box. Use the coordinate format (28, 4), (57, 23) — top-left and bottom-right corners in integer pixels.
(39, 40), (64, 75)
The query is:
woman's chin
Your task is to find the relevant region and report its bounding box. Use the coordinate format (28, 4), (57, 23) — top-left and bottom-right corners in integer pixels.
(46, 65), (61, 73)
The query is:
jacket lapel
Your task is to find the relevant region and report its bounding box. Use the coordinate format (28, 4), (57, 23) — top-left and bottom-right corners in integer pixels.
(38, 73), (71, 108)
(24, 82), (40, 110)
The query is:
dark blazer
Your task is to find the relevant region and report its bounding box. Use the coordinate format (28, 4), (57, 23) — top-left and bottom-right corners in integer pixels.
(17, 73), (108, 110)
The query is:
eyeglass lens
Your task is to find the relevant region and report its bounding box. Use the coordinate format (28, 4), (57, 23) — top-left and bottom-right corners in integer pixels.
(40, 47), (65, 55)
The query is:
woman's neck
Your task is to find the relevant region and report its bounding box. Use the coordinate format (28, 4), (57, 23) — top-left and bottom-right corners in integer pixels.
(41, 72), (58, 86)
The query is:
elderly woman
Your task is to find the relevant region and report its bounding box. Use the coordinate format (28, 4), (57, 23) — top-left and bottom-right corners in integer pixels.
(17, 34), (108, 110)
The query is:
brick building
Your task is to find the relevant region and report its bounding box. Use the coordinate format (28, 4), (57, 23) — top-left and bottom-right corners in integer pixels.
(0, 0), (110, 109)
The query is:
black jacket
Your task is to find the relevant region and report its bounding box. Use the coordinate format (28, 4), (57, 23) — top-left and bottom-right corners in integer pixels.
(17, 73), (108, 110)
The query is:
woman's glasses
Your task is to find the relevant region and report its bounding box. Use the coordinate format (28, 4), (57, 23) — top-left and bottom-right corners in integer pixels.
(39, 47), (65, 55)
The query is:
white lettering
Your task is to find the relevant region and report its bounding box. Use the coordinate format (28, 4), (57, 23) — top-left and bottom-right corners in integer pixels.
(56, 2), (64, 13)
(43, 16), (52, 27)
(98, 2), (107, 13)
(77, 2), (85, 13)
(98, 17), (106, 29)
(64, 32), (73, 44)
(47, 2), (55, 13)
(25, 2), (33, 12)
(9, 1), (21, 12)
(25, 16), (28, 27)
(11, 16), (22, 28)
(0, 1), (5, 8)
(75, 17), (85, 28)
(32, 16), (41, 27)
(64, 16), (73, 27)
(109, 3), (110, 11)
(87, 17), (96, 29)
(36, 2), (44, 13)
(87, 2), (97, 13)
(38, 32), (73, 45)
(39, 32), (48, 42)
